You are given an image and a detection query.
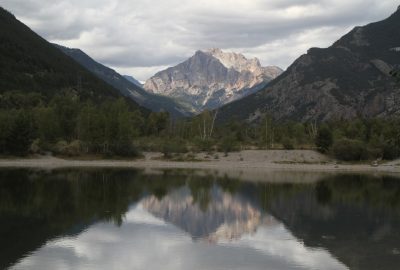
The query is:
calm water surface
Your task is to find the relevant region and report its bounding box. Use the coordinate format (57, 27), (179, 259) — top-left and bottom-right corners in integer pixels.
(0, 169), (399, 270)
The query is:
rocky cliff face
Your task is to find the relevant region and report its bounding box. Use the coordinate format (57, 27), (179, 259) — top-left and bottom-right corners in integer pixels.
(144, 49), (282, 112)
(217, 7), (400, 123)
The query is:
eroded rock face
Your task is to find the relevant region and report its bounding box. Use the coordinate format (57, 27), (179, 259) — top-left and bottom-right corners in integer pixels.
(217, 7), (400, 123)
(144, 49), (282, 112)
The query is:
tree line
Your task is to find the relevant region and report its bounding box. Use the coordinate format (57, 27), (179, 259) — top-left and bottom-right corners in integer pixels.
(0, 90), (399, 161)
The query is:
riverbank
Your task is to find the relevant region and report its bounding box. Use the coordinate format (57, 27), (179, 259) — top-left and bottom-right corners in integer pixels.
(0, 150), (398, 175)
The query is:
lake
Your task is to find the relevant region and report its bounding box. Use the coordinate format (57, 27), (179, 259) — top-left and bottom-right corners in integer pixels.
(0, 168), (399, 270)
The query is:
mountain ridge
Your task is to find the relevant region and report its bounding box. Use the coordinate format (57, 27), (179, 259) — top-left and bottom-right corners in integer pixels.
(123, 75), (143, 88)
(216, 7), (400, 123)
(54, 44), (193, 118)
(0, 7), (144, 111)
(144, 49), (282, 112)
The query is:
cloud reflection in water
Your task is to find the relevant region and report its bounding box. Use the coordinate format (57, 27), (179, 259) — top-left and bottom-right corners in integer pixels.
(11, 188), (348, 270)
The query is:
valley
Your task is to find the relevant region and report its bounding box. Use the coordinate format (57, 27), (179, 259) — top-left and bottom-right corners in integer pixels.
(0, 2), (400, 270)
(0, 6), (400, 164)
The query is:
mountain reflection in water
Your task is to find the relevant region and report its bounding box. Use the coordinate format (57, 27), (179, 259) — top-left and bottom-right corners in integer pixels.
(0, 169), (399, 270)
(141, 187), (269, 242)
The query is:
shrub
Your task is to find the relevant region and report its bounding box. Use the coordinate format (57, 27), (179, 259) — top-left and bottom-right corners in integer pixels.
(333, 139), (367, 161)
(315, 126), (333, 153)
(219, 136), (238, 153)
(282, 137), (294, 150)
(162, 139), (188, 158)
(110, 142), (140, 157)
(30, 139), (41, 154)
(54, 140), (68, 155)
(366, 147), (383, 160)
(193, 138), (214, 152)
(382, 144), (400, 160)
(53, 140), (83, 156)
(65, 140), (82, 156)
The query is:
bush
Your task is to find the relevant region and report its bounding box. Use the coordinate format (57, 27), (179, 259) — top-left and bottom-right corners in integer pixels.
(54, 140), (68, 155)
(282, 137), (294, 150)
(53, 140), (83, 156)
(30, 139), (41, 154)
(193, 138), (214, 152)
(315, 126), (333, 153)
(219, 136), (238, 153)
(162, 139), (188, 158)
(366, 147), (383, 160)
(65, 140), (82, 156)
(109, 142), (140, 157)
(333, 139), (367, 161)
(162, 141), (188, 157)
(382, 144), (400, 160)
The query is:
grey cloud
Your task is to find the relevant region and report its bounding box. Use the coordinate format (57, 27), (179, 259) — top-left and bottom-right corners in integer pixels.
(179, 1), (392, 49)
(1, 0), (398, 81)
(100, 51), (187, 68)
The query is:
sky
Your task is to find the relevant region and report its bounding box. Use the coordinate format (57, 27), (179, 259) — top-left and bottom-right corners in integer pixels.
(1, 0), (399, 81)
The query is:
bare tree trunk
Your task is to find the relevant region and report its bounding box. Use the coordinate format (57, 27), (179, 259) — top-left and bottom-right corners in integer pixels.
(265, 118), (268, 149)
(209, 110), (218, 138)
(312, 120), (318, 138)
(271, 128), (274, 149)
(203, 117), (206, 140)
(198, 124), (202, 139)
(307, 121), (318, 139)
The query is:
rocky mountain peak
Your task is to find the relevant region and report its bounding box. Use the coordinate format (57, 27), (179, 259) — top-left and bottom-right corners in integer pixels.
(204, 48), (261, 73)
(143, 49), (282, 112)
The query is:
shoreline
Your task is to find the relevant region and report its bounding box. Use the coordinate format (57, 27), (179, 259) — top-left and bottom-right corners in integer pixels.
(0, 150), (399, 175)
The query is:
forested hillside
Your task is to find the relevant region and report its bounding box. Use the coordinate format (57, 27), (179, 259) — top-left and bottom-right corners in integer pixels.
(0, 7), (151, 156)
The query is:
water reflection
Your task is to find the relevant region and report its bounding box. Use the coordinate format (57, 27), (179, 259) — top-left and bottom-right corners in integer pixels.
(10, 203), (347, 270)
(142, 187), (266, 242)
(0, 169), (399, 270)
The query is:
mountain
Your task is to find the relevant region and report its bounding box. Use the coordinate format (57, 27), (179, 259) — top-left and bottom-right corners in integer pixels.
(144, 48), (282, 112)
(0, 7), (143, 110)
(141, 187), (267, 242)
(54, 45), (192, 118)
(123, 75), (143, 87)
(217, 7), (400, 123)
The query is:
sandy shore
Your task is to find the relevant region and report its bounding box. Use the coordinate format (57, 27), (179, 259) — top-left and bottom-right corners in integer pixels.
(0, 150), (399, 175)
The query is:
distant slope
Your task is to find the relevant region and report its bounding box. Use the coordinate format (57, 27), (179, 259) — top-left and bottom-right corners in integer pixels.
(217, 7), (400, 123)
(0, 7), (143, 110)
(55, 45), (193, 118)
(123, 75), (143, 88)
(144, 49), (282, 112)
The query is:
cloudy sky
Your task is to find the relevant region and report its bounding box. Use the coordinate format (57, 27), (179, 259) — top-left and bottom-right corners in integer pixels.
(2, 0), (399, 81)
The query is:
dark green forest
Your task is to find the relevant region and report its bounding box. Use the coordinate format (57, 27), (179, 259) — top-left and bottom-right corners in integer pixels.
(1, 89), (399, 161)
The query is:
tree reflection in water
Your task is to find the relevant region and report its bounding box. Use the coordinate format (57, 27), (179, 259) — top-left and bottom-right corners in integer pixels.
(0, 169), (399, 270)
